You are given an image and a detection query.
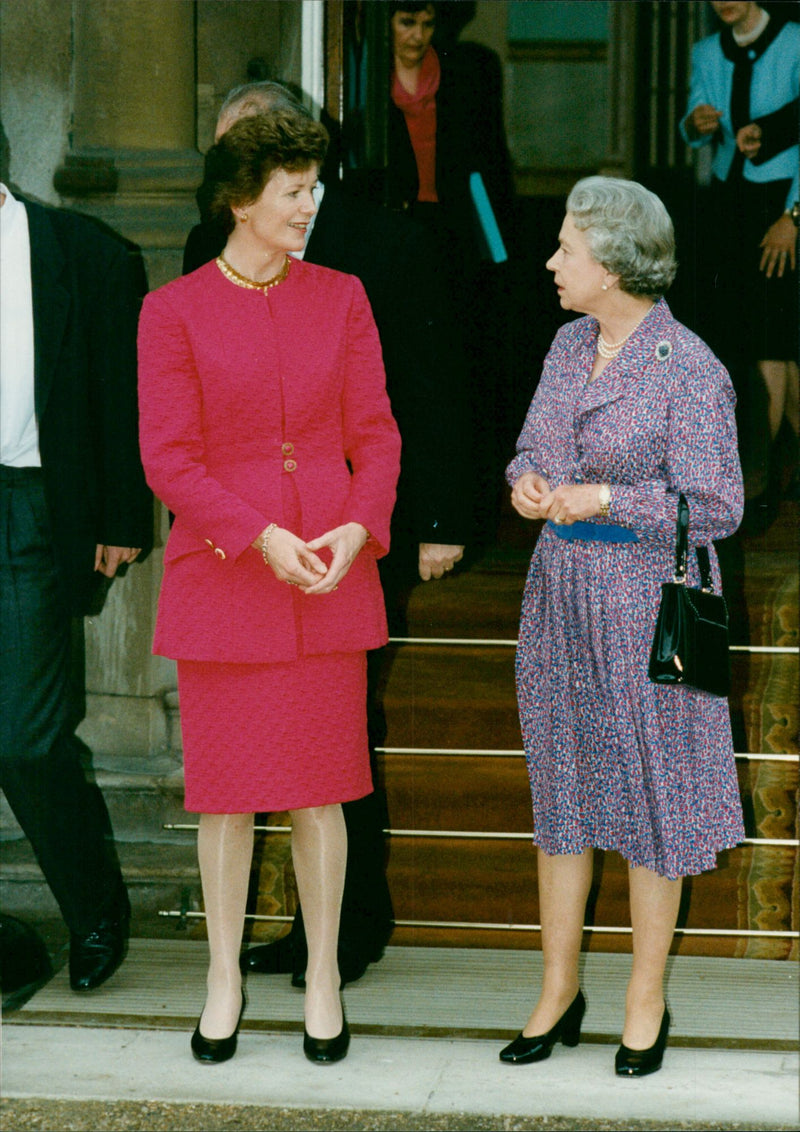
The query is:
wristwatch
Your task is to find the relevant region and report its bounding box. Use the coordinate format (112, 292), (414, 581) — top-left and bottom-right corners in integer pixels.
(790, 201), (800, 228)
(598, 484), (611, 517)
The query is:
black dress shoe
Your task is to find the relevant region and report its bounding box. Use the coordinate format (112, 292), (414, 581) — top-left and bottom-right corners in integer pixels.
(615, 1007), (670, 1078)
(291, 951), (370, 990)
(69, 886), (131, 992)
(303, 1017), (350, 1064)
(338, 950), (371, 987)
(499, 990), (586, 1064)
(191, 992), (246, 1064)
(1, 915), (53, 1009)
(240, 936), (295, 976)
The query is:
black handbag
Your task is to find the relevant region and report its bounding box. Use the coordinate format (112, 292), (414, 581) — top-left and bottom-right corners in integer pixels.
(648, 493), (730, 697)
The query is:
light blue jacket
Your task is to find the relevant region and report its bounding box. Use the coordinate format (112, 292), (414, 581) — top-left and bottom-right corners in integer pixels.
(680, 20), (799, 212)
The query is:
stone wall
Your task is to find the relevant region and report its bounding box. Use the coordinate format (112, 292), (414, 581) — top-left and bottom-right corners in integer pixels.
(0, 0), (73, 204)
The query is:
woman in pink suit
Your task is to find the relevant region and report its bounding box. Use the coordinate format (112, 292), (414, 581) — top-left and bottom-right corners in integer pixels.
(138, 112), (401, 1065)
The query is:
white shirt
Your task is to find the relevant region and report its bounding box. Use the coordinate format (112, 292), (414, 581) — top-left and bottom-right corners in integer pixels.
(0, 183), (39, 466)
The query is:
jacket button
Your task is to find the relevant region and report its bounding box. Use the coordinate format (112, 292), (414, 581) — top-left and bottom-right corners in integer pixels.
(282, 442), (294, 455)
(284, 459), (297, 472)
(214, 547), (226, 560)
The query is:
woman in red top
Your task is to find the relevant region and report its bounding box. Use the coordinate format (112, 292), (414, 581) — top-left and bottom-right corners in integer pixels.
(385, 2), (515, 541)
(385, 1), (513, 264)
(391, 2), (440, 205)
(138, 111), (400, 1066)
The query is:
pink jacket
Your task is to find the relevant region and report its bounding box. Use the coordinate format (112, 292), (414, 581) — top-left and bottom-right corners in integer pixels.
(138, 258), (401, 663)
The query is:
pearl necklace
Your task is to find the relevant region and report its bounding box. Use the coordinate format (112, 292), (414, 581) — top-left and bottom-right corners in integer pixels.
(216, 254), (291, 291)
(597, 305), (654, 359)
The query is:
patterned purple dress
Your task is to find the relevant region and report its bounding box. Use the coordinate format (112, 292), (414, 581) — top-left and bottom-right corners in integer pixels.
(507, 300), (745, 879)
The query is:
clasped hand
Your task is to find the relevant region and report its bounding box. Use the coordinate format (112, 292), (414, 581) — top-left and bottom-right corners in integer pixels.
(736, 123), (762, 160)
(511, 473), (602, 524)
(733, 124), (796, 279)
(686, 103), (722, 140)
(94, 544), (141, 578)
(255, 522), (368, 594)
(418, 542), (465, 581)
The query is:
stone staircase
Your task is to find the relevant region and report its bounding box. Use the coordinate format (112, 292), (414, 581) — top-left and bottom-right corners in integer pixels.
(374, 509), (798, 960)
(2, 505), (797, 963)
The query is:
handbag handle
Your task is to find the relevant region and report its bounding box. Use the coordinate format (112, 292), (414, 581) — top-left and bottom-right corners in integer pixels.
(674, 493), (689, 582)
(673, 492), (714, 592)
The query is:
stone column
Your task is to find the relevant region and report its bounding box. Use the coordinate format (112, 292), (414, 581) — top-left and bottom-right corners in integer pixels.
(73, 1), (196, 152)
(55, 0), (204, 288)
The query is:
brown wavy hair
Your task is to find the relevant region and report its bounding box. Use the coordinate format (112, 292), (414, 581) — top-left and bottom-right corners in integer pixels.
(199, 111), (328, 235)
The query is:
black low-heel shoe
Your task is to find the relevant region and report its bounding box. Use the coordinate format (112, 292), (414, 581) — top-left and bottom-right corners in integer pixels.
(191, 992), (246, 1064)
(615, 1007), (670, 1078)
(303, 1017), (350, 1064)
(499, 989), (586, 1064)
(69, 883), (131, 992)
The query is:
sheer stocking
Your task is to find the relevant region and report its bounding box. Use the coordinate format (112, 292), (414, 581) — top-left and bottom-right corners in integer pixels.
(624, 865), (682, 1048)
(197, 811), (253, 1038)
(290, 803), (347, 1039)
(522, 848), (593, 1036)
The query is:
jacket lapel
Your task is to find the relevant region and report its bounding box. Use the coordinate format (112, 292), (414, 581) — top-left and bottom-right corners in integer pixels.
(576, 298), (673, 419)
(23, 198), (70, 422)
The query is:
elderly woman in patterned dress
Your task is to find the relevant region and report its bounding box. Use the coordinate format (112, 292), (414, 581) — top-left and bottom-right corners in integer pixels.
(501, 177), (744, 1078)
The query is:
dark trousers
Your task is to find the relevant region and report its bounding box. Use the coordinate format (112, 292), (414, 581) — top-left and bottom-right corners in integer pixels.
(287, 786), (394, 973)
(276, 554), (412, 971)
(279, 648), (395, 973)
(0, 465), (122, 937)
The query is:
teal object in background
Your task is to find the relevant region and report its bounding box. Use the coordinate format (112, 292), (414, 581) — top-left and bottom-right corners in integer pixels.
(469, 172), (508, 264)
(508, 0), (608, 43)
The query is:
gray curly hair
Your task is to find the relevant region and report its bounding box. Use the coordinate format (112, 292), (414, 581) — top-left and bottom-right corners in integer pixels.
(566, 176), (677, 298)
(216, 81), (312, 140)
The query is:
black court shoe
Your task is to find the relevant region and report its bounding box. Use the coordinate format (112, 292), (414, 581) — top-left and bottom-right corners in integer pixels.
(303, 1017), (350, 1064)
(615, 1007), (670, 1078)
(499, 989), (586, 1064)
(191, 992), (246, 1064)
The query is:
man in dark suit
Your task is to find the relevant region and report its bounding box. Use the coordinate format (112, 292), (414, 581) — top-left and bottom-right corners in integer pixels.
(183, 81), (473, 986)
(0, 175), (152, 992)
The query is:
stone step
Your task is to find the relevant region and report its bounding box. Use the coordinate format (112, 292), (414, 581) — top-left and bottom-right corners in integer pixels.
(380, 644), (798, 755)
(402, 506), (798, 652)
(0, 840), (200, 939)
(3, 509), (795, 956)
(377, 752), (798, 841)
(0, 761), (187, 846)
(384, 837), (797, 960)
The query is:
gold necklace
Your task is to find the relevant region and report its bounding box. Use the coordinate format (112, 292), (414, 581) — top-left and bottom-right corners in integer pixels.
(216, 254), (291, 291)
(597, 305), (654, 359)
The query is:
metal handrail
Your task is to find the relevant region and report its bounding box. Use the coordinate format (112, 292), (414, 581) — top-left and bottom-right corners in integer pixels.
(155, 908), (800, 939)
(387, 636), (799, 654)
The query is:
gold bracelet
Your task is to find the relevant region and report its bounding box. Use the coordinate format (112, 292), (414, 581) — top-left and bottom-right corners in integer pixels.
(598, 485), (611, 518)
(260, 523), (277, 567)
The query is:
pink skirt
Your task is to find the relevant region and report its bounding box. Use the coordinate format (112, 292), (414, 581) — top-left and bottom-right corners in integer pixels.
(177, 652), (372, 813)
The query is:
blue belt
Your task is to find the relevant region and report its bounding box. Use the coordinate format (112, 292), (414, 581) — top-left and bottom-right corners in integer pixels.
(547, 520), (638, 543)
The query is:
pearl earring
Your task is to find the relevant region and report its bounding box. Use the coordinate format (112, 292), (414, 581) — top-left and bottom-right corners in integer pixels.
(602, 283), (608, 291)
